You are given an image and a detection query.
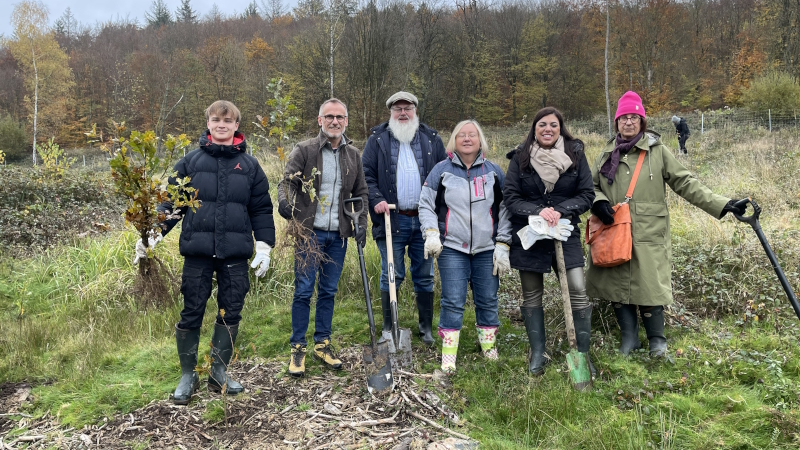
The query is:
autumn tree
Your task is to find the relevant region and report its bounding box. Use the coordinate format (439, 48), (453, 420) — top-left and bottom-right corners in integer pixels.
(6, 0), (75, 165)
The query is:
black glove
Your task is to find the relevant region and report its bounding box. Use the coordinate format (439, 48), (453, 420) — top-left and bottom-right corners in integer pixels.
(720, 198), (747, 219)
(591, 200), (616, 225)
(354, 226), (367, 248)
(278, 199), (295, 220)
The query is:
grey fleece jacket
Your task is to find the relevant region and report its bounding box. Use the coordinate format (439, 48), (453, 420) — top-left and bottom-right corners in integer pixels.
(419, 151), (512, 255)
(313, 144), (344, 231)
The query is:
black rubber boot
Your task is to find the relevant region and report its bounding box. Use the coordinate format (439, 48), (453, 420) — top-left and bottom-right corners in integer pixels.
(380, 291), (392, 333)
(640, 306), (668, 357)
(613, 303), (642, 355)
(208, 323), (244, 395)
(173, 325), (200, 405)
(378, 291), (393, 344)
(521, 306), (549, 375)
(416, 291), (435, 346)
(572, 306), (596, 378)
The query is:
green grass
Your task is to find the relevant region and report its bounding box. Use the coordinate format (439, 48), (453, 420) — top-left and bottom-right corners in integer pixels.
(2, 127), (800, 447)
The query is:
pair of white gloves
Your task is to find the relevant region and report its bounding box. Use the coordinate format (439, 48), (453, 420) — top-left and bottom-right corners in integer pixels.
(423, 229), (512, 277)
(133, 234), (272, 278)
(517, 216), (574, 250)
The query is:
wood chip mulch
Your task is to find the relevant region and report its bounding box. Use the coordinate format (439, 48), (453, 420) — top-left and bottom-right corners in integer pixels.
(0, 346), (478, 449)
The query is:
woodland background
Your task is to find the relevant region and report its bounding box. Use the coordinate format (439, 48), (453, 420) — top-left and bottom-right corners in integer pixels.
(1, 0), (800, 161)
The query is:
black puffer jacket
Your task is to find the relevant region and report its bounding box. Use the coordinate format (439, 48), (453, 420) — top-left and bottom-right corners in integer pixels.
(503, 139), (594, 273)
(159, 131), (275, 259)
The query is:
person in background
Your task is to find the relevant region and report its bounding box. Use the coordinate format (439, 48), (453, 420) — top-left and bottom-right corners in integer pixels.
(418, 119), (512, 373)
(503, 107), (595, 376)
(276, 98), (368, 377)
(135, 100), (275, 405)
(588, 92), (747, 357)
(672, 115), (690, 155)
(361, 91), (448, 346)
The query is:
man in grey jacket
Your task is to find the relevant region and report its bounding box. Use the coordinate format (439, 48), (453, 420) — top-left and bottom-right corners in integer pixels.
(277, 98), (368, 377)
(361, 91), (448, 346)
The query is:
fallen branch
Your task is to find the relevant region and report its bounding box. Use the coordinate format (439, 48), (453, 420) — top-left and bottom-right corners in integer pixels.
(397, 369), (434, 378)
(16, 435), (46, 442)
(339, 417), (396, 428)
(410, 389), (433, 411)
(406, 410), (471, 440)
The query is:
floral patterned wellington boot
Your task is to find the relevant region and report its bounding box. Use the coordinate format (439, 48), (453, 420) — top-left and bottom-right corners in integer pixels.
(476, 325), (499, 360)
(439, 328), (460, 373)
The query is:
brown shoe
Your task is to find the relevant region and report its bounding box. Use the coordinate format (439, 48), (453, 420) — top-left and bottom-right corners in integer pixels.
(288, 344), (306, 377)
(313, 339), (343, 370)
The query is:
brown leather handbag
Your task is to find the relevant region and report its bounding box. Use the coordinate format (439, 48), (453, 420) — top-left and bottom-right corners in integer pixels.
(586, 151), (646, 267)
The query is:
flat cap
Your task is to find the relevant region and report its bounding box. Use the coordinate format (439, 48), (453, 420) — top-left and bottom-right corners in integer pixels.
(385, 91), (418, 108)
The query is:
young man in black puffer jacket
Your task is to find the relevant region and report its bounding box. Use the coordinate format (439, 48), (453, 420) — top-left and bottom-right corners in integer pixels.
(135, 100), (275, 405)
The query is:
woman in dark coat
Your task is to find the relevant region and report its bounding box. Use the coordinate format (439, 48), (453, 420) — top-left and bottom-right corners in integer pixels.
(503, 107), (595, 375)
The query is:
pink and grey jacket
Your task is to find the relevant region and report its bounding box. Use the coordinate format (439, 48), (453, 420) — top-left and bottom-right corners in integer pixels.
(418, 151), (512, 255)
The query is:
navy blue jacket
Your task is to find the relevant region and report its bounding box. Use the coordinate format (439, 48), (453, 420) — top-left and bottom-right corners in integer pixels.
(362, 121), (447, 240)
(159, 131), (275, 259)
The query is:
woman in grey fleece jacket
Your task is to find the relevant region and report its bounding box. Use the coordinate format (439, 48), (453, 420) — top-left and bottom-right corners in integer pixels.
(418, 119), (513, 373)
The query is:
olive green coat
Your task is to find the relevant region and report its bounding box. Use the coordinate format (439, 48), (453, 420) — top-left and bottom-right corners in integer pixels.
(585, 132), (729, 306)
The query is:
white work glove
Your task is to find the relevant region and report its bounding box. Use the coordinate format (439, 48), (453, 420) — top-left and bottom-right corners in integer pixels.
(517, 226), (546, 250)
(133, 232), (163, 265)
(492, 242), (511, 276)
(528, 215), (551, 235)
(250, 241), (272, 278)
(423, 229), (443, 260)
(547, 218), (574, 242)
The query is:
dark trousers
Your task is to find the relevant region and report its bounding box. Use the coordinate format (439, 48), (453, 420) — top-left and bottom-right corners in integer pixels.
(177, 256), (250, 330)
(678, 135), (689, 153)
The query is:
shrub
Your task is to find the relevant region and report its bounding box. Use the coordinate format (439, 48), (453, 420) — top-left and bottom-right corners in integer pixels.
(741, 71), (800, 114)
(0, 115), (28, 162)
(0, 166), (124, 255)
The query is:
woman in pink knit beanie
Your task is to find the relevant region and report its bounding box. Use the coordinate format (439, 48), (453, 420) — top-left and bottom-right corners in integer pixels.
(585, 91), (749, 359)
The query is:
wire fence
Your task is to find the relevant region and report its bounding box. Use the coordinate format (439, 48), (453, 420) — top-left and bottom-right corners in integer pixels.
(570, 109), (800, 138)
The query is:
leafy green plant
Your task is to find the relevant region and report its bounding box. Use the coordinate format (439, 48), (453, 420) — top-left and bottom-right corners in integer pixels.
(86, 121), (197, 305)
(741, 71), (800, 114)
(252, 77), (299, 163)
(37, 138), (75, 180)
(0, 114), (27, 162)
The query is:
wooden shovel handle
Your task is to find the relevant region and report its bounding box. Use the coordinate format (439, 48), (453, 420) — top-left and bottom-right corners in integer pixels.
(555, 241), (578, 349)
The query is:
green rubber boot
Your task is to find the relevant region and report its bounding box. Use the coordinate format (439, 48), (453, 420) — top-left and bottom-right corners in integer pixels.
(173, 325), (200, 405)
(208, 323), (244, 395)
(640, 306), (668, 357)
(521, 306), (549, 375)
(613, 303), (642, 355)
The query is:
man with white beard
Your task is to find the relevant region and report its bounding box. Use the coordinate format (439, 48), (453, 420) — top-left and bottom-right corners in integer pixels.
(362, 91), (448, 346)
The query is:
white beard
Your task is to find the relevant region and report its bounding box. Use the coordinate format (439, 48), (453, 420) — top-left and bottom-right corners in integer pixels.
(388, 116), (420, 144)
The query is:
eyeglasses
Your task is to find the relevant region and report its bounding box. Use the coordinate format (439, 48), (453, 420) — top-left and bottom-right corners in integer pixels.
(391, 106), (416, 113)
(322, 114), (347, 122)
(456, 133), (478, 139)
(619, 115), (641, 124)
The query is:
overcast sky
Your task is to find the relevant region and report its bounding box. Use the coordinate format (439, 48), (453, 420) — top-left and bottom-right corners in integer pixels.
(1, 0), (298, 37)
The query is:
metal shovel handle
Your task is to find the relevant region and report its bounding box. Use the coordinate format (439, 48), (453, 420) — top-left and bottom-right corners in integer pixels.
(344, 198), (377, 348)
(733, 198), (800, 321)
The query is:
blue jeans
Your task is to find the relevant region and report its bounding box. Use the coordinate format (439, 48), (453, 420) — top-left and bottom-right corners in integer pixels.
(437, 247), (500, 330)
(291, 230), (348, 346)
(376, 215), (434, 293)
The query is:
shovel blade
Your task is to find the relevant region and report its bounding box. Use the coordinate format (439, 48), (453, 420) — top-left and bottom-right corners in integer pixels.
(566, 349), (592, 392)
(382, 328), (413, 368)
(363, 341), (394, 394)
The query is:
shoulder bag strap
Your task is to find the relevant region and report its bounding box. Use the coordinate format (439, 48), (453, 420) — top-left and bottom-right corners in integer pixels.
(625, 150), (648, 201)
